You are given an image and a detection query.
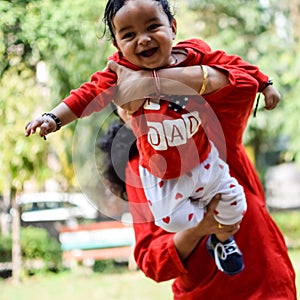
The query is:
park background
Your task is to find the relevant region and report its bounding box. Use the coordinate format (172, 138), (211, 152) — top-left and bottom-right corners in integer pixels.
(0, 0), (299, 298)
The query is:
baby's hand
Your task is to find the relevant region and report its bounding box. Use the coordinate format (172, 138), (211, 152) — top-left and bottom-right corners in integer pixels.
(262, 85), (281, 110)
(25, 115), (56, 139)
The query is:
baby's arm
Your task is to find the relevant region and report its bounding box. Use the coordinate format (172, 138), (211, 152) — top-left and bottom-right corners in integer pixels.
(25, 102), (78, 139)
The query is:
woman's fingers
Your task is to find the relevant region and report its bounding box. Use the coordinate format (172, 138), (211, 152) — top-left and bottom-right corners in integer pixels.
(204, 194), (241, 235)
(107, 60), (153, 113)
(107, 60), (119, 73)
(207, 194), (221, 213)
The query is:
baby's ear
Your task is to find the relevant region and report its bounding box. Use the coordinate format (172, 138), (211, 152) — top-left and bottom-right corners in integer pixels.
(171, 19), (177, 40)
(113, 39), (120, 51)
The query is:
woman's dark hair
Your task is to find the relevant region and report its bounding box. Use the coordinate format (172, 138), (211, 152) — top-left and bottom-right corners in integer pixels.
(102, 0), (175, 41)
(97, 119), (138, 200)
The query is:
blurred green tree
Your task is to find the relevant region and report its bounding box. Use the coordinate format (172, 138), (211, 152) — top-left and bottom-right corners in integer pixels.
(178, 0), (300, 171)
(0, 0), (112, 208)
(0, 0), (112, 281)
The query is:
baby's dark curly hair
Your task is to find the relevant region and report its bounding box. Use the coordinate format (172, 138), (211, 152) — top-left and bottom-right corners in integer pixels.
(102, 0), (175, 41)
(97, 119), (138, 200)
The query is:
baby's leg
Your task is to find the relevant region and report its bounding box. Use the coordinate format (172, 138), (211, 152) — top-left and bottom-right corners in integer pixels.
(213, 168), (247, 226)
(202, 161), (246, 276)
(139, 165), (205, 232)
(190, 144), (247, 227)
(188, 143), (246, 247)
(155, 199), (205, 232)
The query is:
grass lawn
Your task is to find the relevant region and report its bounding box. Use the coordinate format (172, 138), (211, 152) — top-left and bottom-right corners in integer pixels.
(290, 248), (300, 298)
(1, 210), (299, 299)
(1, 248), (299, 300)
(1, 269), (173, 300)
(270, 210), (300, 298)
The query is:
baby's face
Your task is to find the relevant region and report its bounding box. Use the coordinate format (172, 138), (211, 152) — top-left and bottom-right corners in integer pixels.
(112, 0), (177, 69)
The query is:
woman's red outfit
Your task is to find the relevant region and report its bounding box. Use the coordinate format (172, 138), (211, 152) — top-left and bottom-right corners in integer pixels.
(125, 43), (296, 300)
(126, 73), (297, 297)
(63, 39), (296, 299)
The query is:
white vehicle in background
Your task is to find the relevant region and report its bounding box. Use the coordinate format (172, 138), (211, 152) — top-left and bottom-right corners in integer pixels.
(17, 193), (99, 223)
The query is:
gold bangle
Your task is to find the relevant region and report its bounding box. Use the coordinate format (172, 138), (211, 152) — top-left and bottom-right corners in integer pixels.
(199, 65), (208, 95)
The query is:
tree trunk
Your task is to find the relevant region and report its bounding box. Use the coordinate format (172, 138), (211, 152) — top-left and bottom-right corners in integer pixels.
(0, 192), (11, 235)
(11, 189), (22, 284)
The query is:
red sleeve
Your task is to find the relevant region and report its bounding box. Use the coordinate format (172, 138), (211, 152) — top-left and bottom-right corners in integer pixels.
(62, 51), (144, 118)
(126, 157), (188, 282)
(62, 68), (117, 118)
(202, 68), (265, 194)
(201, 50), (268, 91)
(176, 39), (269, 91)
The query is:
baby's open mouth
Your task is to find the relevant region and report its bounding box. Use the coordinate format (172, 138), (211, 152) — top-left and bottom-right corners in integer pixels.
(139, 47), (158, 57)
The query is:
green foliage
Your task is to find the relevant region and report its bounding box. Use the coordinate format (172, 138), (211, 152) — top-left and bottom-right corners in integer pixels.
(0, 234), (12, 262)
(19, 0), (111, 99)
(92, 259), (122, 273)
(0, 65), (49, 193)
(20, 226), (62, 268)
(179, 0), (300, 171)
(0, 226), (61, 270)
(0, 0), (112, 197)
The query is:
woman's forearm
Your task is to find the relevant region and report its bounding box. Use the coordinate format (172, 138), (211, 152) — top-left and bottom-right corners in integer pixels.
(173, 195), (239, 261)
(158, 65), (230, 95)
(173, 226), (206, 261)
(107, 60), (230, 114)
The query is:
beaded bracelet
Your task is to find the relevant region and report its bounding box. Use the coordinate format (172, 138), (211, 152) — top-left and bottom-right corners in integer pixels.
(42, 112), (62, 131)
(264, 79), (274, 90)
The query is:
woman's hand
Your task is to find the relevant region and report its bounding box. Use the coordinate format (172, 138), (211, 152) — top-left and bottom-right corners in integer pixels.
(173, 194), (240, 261)
(196, 194), (240, 238)
(108, 60), (154, 114)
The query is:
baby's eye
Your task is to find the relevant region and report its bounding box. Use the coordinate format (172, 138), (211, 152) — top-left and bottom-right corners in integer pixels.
(148, 24), (160, 31)
(122, 32), (134, 40)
